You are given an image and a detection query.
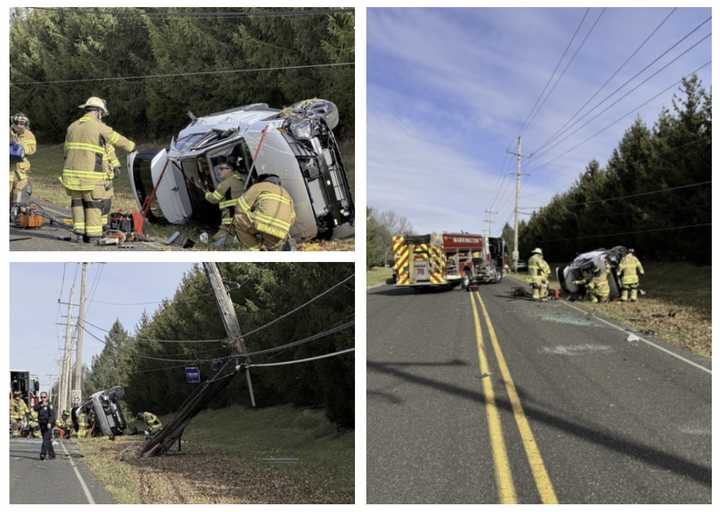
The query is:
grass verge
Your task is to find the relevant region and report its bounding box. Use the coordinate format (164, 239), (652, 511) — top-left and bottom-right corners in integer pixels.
(507, 262), (711, 357)
(77, 404), (353, 504)
(367, 266), (392, 288)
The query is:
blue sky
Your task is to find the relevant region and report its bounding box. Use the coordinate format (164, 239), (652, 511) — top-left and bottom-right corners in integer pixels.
(367, 7), (712, 234)
(10, 263), (196, 393)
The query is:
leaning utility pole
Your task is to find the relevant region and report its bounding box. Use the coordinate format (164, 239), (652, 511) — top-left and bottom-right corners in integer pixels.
(72, 263), (88, 404)
(203, 262), (256, 407)
(508, 136), (523, 271)
(58, 274), (76, 412)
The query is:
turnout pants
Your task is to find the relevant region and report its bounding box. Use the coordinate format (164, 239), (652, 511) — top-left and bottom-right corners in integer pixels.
(67, 182), (111, 238)
(228, 212), (285, 251)
(621, 282), (639, 302)
(9, 170), (29, 206)
(531, 276), (548, 300)
(40, 424), (55, 459)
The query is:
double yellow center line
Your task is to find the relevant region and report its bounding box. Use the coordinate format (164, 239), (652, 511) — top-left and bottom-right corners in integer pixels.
(469, 291), (558, 504)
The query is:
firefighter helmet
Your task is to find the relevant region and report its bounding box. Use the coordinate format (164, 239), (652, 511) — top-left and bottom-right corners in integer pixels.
(257, 173), (281, 186)
(531, 247), (543, 255)
(79, 96), (109, 116)
(11, 112), (29, 126)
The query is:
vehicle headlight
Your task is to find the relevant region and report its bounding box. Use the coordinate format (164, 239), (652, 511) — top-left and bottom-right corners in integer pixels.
(290, 119), (314, 140)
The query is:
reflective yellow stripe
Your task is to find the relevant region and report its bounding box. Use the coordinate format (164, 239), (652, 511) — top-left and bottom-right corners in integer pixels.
(221, 218), (234, 225)
(237, 197), (253, 215)
(253, 211), (292, 230)
(209, 191), (223, 201)
(219, 198), (239, 209)
(108, 132), (121, 144)
(255, 221), (289, 239)
(65, 142), (105, 154)
(63, 169), (106, 179)
(257, 191), (292, 205)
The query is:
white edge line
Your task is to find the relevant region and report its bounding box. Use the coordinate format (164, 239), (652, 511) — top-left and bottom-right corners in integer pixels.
(560, 299), (711, 375)
(59, 440), (96, 505)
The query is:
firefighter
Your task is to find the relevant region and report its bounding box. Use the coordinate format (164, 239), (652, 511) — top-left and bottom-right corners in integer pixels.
(34, 392), (56, 460)
(29, 410), (41, 438)
(61, 410), (72, 438)
(10, 112), (37, 218)
(202, 159), (245, 245)
(77, 409), (89, 439)
(61, 97), (135, 243)
(10, 391), (29, 438)
(575, 264), (610, 303)
(618, 248), (645, 302)
(101, 143), (122, 229)
(527, 247), (550, 300)
(137, 411), (163, 438)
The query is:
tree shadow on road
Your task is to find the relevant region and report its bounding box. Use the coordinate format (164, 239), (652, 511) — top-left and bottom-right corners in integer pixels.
(366, 360), (711, 488)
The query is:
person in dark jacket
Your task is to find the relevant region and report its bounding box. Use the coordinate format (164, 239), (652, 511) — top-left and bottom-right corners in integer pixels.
(34, 392), (56, 460)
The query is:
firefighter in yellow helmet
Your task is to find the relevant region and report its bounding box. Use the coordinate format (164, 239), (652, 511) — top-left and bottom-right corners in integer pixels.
(77, 409), (89, 438)
(10, 112), (37, 218)
(203, 159), (245, 245)
(61, 97), (135, 243)
(101, 143), (122, 228)
(205, 169), (296, 251)
(10, 391), (29, 438)
(618, 248), (645, 302)
(29, 409), (41, 438)
(575, 262), (610, 303)
(527, 247), (550, 300)
(137, 411), (163, 438)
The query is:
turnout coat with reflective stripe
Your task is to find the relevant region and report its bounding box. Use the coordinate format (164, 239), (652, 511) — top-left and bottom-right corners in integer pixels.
(11, 128), (37, 174)
(62, 114), (135, 191)
(618, 254), (644, 286)
(223, 182), (296, 240)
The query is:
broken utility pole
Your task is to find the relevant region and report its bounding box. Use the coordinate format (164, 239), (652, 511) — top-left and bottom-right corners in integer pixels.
(140, 263), (255, 457)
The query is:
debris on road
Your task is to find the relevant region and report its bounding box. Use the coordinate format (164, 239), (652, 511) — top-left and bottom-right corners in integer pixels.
(626, 333), (640, 343)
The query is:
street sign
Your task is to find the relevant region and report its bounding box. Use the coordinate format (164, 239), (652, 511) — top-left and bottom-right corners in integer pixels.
(185, 367), (201, 384)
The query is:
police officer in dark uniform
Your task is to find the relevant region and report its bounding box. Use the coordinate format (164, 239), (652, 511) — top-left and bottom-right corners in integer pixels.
(34, 391), (56, 460)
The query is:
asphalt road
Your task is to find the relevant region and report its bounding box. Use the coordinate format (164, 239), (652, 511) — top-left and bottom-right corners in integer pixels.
(367, 279), (711, 504)
(10, 438), (114, 504)
(9, 200), (162, 251)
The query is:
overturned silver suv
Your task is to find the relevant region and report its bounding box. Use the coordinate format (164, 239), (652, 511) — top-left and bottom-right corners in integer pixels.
(128, 99), (354, 242)
(557, 245), (628, 300)
(75, 386), (127, 437)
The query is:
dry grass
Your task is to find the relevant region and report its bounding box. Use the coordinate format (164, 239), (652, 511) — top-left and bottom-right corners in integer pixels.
(76, 405), (353, 504)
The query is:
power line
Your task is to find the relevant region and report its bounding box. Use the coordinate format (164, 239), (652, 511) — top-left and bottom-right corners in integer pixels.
(529, 15), (711, 160)
(242, 273), (354, 337)
(521, 8), (590, 133)
(525, 60), (711, 173)
(31, 7), (350, 19)
(10, 62), (354, 86)
(529, 8), (606, 136)
(542, 222), (710, 244)
(521, 179), (710, 211)
(528, 31), (711, 164)
(246, 348), (354, 368)
(130, 319), (354, 364)
(529, 8), (677, 158)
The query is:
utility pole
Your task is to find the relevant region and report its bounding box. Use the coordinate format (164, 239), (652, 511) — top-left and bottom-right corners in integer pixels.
(58, 271), (76, 412)
(484, 209), (498, 238)
(508, 136), (523, 271)
(203, 262), (256, 407)
(72, 263), (88, 405)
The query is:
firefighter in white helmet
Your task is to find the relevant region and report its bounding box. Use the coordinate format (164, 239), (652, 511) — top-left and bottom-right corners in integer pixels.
(10, 112), (37, 219)
(528, 247), (550, 300)
(61, 97), (135, 243)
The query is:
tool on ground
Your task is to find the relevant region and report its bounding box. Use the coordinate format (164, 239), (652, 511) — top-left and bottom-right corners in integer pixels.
(107, 211), (147, 242)
(14, 204), (46, 229)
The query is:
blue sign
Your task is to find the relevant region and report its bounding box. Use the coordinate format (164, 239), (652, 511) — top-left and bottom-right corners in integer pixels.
(185, 367), (201, 384)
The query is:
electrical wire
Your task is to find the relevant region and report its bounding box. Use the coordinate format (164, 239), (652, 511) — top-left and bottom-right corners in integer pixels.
(541, 222), (710, 244)
(31, 7), (351, 19)
(521, 179), (710, 210)
(525, 60), (711, 173)
(528, 32), (711, 164)
(529, 16), (711, 160)
(521, 8), (590, 133)
(10, 62), (354, 87)
(247, 348), (354, 368)
(530, 8), (677, 158)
